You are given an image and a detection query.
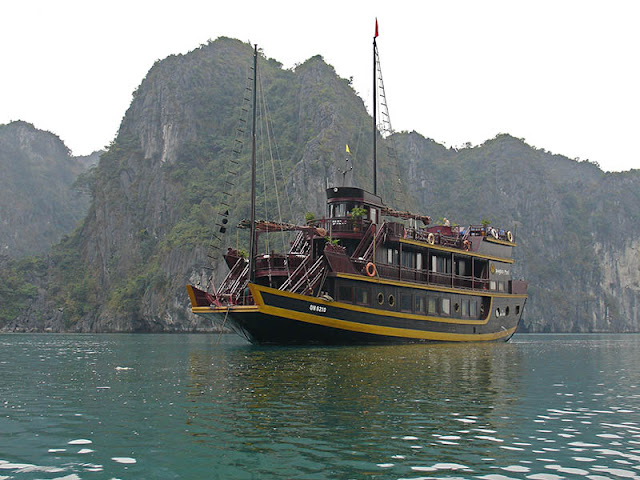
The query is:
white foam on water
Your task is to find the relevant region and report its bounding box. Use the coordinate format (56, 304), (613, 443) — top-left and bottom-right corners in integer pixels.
(78, 449), (93, 454)
(597, 433), (623, 439)
(48, 449), (66, 453)
(569, 441), (601, 447)
(476, 435), (504, 442)
(535, 458), (557, 462)
(555, 467), (590, 475)
(573, 457), (596, 462)
(602, 423), (640, 431)
(377, 463), (394, 468)
(474, 428), (498, 434)
(410, 445), (422, 449)
(456, 418), (476, 424)
(111, 457), (136, 464)
(502, 465), (530, 472)
(411, 466), (438, 472)
(439, 435), (461, 440)
(526, 474), (564, 480)
(51, 475), (81, 480)
(500, 446), (524, 451)
(68, 439), (92, 445)
(558, 433), (575, 438)
(438, 440), (459, 445)
(391, 455), (405, 459)
(475, 475), (519, 480)
(586, 476), (617, 480)
(590, 466), (639, 477)
(402, 436), (419, 440)
(0, 463), (35, 470)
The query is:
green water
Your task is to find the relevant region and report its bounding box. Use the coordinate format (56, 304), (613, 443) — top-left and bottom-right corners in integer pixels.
(1, 333), (639, 479)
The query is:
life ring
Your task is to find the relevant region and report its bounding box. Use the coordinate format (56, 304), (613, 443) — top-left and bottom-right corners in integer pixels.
(491, 228), (498, 239)
(427, 233), (435, 245)
(365, 262), (377, 277)
(463, 240), (471, 251)
(507, 231), (513, 242)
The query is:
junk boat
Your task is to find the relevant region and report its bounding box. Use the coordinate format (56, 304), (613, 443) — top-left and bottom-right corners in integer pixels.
(186, 28), (528, 344)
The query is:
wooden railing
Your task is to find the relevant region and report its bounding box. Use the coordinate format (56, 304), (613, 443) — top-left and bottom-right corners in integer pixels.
(375, 263), (490, 291)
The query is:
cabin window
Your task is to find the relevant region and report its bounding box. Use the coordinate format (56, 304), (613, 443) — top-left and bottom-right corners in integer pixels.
(470, 301), (477, 317)
(489, 281), (497, 291)
(441, 298), (451, 315)
(388, 294), (396, 307)
(338, 285), (353, 303)
(401, 294), (412, 312)
(496, 307), (502, 317)
(416, 253), (423, 270)
(377, 292), (385, 305)
(456, 258), (470, 277)
(371, 208), (378, 224)
(386, 248), (399, 265)
(462, 300), (469, 316)
(431, 255), (451, 273)
(427, 297), (437, 314)
(505, 306), (510, 316)
(454, 302), (460, 313)
(516, 305), (520, 315)
(415, 296), (426, 313)
(498, 281), (505, 292)
(401, 251), (416, 269)
(356, 288), (370, 306)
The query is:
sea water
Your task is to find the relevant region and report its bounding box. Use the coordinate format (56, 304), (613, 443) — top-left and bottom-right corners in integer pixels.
(1, 333), (639, 479)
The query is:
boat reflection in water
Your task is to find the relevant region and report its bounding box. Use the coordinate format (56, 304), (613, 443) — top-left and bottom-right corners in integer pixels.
(183, 340), (524, 477)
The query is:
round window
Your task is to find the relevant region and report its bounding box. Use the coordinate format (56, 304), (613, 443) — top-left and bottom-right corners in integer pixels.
(496, 308), (501, 317)
(377, 293), (384, 305)
(388, 295), (395, 307)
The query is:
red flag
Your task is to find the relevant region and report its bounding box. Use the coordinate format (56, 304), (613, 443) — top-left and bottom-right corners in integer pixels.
(375, 19), (379, 38)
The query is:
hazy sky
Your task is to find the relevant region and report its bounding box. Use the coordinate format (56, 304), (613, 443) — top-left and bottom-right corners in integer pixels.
(2, 0), (638, 171)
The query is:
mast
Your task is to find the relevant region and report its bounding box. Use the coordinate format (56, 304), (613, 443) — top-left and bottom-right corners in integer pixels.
(249, 44), (258, 283)
(373, 20), (378, 196)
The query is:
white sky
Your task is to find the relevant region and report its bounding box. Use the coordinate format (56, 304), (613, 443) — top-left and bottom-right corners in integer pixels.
(2, 0), (639, 171)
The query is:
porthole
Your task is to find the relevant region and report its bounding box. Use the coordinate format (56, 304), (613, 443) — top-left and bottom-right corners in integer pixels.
(377, 292), (384, 305)
(496, 308), (501, 317)
(505, 306), (510, 316)
(454, 302), (460, 313)
(516, 305), (520, 315)
(388, 294), (395, 307)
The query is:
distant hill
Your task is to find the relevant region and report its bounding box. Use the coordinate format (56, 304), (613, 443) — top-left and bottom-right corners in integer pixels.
(0, 121), (97, 257)
(2, 37), (640, 333)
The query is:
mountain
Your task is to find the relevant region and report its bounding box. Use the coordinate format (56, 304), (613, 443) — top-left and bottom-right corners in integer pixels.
(2, 37), (640, 333)
(0, 121), (96, 257)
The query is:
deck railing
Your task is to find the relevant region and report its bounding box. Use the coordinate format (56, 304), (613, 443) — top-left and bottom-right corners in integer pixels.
(376, 264), (490, 291)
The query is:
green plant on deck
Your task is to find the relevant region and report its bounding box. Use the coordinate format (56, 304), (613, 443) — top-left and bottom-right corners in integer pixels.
(350, 206), (367, 219)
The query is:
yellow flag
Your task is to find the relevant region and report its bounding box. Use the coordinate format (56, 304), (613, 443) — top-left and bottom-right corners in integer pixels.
(346, 144), (351, 154)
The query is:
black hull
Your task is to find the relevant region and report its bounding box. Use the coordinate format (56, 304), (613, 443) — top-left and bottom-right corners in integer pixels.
(193, 284), (525, 345)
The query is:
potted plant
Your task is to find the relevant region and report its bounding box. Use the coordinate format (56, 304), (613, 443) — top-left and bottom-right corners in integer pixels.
(350, 206), (367, 232)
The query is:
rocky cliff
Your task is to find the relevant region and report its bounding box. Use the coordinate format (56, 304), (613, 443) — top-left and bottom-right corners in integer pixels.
(2, 37), (640, 333)
(0, 121), (95, 257)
